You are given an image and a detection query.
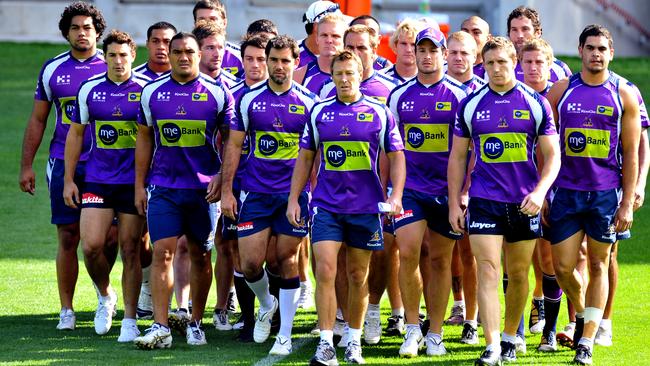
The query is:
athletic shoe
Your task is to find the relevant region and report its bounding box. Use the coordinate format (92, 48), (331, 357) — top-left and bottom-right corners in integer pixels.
(168, 308), (190, 334)
(399, 326), (423, 358)
(385, 315), (405, 336)
(573, 344), (593, 365)
(232, 314), (245, 330)
(475, 348), (502, 366)
(337, 325), (350, 348)
(94, 291), (117, 335)
(297, 282), (315, 309)
(344, 340), (365, 364)
(310, 339), (338, 366)
(444, 304), (465, 326)
(425, 333), (447, 356)
(237, 323), (254, 343)
(213, 308), (232, 330)
(528, 298), (546, 334)
(460, 323), (479, 345)
(118, 322), (141, 343)
(56, 308), (76, 330)
(227, 288), (238, 314)
(363, 310), (381, 345)
(269, 335), (293, 355)
(514, 335), (526, 354)
(538, 331), (557, 352)
(594, 325), (613, 347)
(310, 323), (321, 336)
(136, 282), (153, 320)
(556, 323), (575, 348)
(333, 317), (346, 337)
(500, 341), (517, 362)
(186, 320), (207, 346)
(134, 323), (172, 350)
(254, 297), (278, 343)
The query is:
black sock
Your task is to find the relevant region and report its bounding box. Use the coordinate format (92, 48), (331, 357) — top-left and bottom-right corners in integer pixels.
(542, 273), (562, 334)
(234, 274), (255, 326)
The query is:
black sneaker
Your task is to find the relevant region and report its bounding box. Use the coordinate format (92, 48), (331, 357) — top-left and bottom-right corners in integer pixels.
(385, 315), (405, 336)
(475, 348), (502, 366)
(573, 344), (592, 365)
(538, 331), (557, 352)
(573, 318), (585, 350)
(460, 323), (479, 344)
(500, 341), (517, 363)
(237, 323), (254, 343)
(420, 318), (430, 336)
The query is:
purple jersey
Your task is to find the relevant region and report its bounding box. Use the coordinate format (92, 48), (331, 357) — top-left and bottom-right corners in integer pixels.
(139, 73), (234, 189)
(515, 57), (572, 82)
(380, 65), (415, 84)
(555, 73), (625, 191)
(455, 82), (557, 203)
(611, 72), (649, 129)
(389, 76), (469, 195)
(133, 62), (169, 80)
(34, 51), (106, 160)
(73, 72), (150, 184)
(302, 61), (331, 94)
(222, 42), (244, 79)
(215, 69), (241, 89)
(373, 56), (391, 70)
(232, 81), (317, 193)
(301, 96), (404, 214)
(319, 71), (399, 104)
(298, 39), (318, 68)
(473, 63), (486, 79)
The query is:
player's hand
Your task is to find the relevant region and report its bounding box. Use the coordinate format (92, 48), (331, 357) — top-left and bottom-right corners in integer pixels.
(633, 186), (645, 212)
(449, 203), (465, 233)
(19, 166), (36, 195)
(63, 181), (80, 209)
(385, 195), (403, 216)
(205, 174), (222, 203)
(520, 190), (545, 216)
(221, 191), (238, 221)
(614, 202), (633, 233)
(135, 186), (148, 216)
(286, 198), (302, 228)
(541, 199), (551, 227)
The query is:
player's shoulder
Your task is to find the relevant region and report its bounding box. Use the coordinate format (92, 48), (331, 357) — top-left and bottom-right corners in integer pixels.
(291, 81), (318, 100)
(373, 71), (400, 88)
(142, 74), (171, 94)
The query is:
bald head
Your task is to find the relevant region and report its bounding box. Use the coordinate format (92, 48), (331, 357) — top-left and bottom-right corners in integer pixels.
(461, 16), (490, 60)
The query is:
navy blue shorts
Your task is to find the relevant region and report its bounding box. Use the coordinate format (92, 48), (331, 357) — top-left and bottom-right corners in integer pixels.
(46, 158), (85, 225)
(221, 189), (241, 241)
(467, 197), (541, 243)
(394, 189), (463, 240)
(548, 188), (622, 244)
(82, 182), (138, 215)
(146, 185), (215, 250)
(311, 207), (383, 250)
(238, 191), (309, 238)
(382, 215), (395, 235)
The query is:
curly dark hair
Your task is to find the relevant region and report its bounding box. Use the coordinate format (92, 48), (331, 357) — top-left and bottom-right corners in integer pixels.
(265, 35), (299, 60)
(58, 1), (106, 40)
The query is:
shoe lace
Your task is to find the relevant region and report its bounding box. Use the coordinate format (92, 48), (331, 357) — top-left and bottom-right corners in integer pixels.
(96, 302), (110, 318)
(316, 340), (334, 358)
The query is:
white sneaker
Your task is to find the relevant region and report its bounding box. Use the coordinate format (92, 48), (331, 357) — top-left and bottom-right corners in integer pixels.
(94, 291), (117, 335)
(134, 323), (172, 349)
(168, 308), (190, 333)
(399, 326), (423, 358)
(117, 322), (140, 343)
(213, 308), (232, 330)
(56, 308), (76, 330)
(425, 333), (447, 356)
(594, 326), (613, 347)
(297, 282), (315, 309)
(311, 339), (338, 366)
(136, 281), (153, 320)
(333, 317), (346, 337)
(269, 335), (293, 355)
(254, 297), (278, 343)
(515, 335), (527, 354)
(337, 324), (350, 348)
(186, 320), (207, 346)
(344, 340), (365, 364)
(363, 310), (381, 345)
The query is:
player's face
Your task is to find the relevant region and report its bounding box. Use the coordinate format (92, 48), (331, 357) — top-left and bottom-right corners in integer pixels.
(484, 48), (516, 87)
(243, 46), (268, 83)
(395, 32), (416, 66)
(579, 35), (613, 74)
(170, 37), (201, 79)
(332, 59), (362, 100)
(416, 40), (446, 75)
(345, 32), (375, 73)
(67, 15), (97, 52)
(195, 8), (225, 28)
(199, 35), (225, 74)
(317, 21), (345, 57)
(461, 19), (489, 52)
(146, 28), (175, 66)
(521, 50), (550, 84)
(106, 43), (135, 81)
(267, 47), (298, 86)
(509, 16), (540, 52)
(447, 39), (476, 76)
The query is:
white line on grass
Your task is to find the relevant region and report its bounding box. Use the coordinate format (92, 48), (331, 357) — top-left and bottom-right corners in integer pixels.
(253, 336), (313, 366)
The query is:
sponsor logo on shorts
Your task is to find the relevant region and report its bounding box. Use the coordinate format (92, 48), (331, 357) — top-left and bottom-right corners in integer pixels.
(469, 221), (496, 229)
(529, 216), (540, 232)
(82, 193), (104, 204)
(237, 221), (254, 231)
(394, 209), (413, 222)
(368, 230), (382, 246)
(227, 224), (238, 231)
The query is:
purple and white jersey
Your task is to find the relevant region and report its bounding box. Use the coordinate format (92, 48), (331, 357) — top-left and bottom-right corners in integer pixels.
(302, 60), (331, 94)
(319, 71), (400, 104)
(556, 73), (625, 191)
(139, 73), (234, 189)
(232, 81), (317, 193)
(514, 57), (572, 82)
(298, 39), (318, 68)
(374, 56), (391, 70)
(389, 76), (469, 195)
(380, 65), (415, 84)
(301, 96), (404, 214)
(133, 62), (170, 80)
(454, 82), (557, 203)
(463, 75), (487, 92)
(34, 51), (106, 160)
(73, 72), (150, 184)
(611, 72), (649, 129)
(222, 42), (244, 79)
(473, 63), (486, 80)
(215, 69), (241, 89)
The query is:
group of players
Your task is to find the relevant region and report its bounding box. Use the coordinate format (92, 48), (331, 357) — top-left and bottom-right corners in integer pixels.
(18, 0), (648, 365)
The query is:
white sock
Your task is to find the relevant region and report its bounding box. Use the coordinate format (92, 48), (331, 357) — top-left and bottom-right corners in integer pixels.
(336, 308), (343, 320)
(233, 270), (244, 278)
(427, 332), (442, 342)
(122, 318), (136, 327)
(502, 332), (516, 344)
(533, 296), (544, 301)
(578, 337), (593, 350)
(465, 320), (478, 328)
(246, 271), (274, 311)
(453, 300), (465, 307)
(391, 308), (404, 317)
(367, 303), (380, 313)
(320, 330), (334, 347)
(278, 288), (300, 339)
(348, 328), (362, 344)
(486, 342), (501, 354)
(583, 307), (604, 340)
(600, 318), (612, 330)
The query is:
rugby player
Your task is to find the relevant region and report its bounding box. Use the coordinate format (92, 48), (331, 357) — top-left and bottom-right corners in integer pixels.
(299, 1), (342, 68)
(446, 31), (486, 91)
(133, 22), (176, 80)
(245, 19), (278, 40)
(460, 15), (490, 79)
(381, 19), (421, 83)
(349, 15), (393, 70)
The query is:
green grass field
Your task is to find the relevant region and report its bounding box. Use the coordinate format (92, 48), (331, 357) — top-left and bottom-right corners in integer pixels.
(1, 42), (649, 365)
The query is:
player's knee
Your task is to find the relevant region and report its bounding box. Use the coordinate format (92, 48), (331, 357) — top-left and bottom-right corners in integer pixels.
(588, 258), (608, 278)
(315, 261), (337, 284)
(347, 266), (369, 287)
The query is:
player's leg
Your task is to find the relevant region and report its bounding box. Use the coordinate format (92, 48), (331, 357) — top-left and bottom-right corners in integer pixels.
(458, 234), (479, 344)
(116, 211), (145, 342)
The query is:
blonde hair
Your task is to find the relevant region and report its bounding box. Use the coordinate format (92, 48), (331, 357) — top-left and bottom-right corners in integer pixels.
(318, 12), (346, 28)
(344, 24), (378, 49)
(390, 19), (422, 52)
(447, 31), (477, 53)
(482, 36), (517, 64)
(519, 38), (554, 64)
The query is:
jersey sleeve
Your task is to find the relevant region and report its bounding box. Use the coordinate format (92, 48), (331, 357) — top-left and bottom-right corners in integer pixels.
(300, 108), (319, 151)
(138, 86), (154, 126)
(454, 98), (472, 138)
(34, 63), (51, 102)
(231, 92), (249, 132)
(217, 85), (235, 131)
(381, 106), (404, 153)
(74, 82), (91, 125)
(537, 96), (557, 136)
(631, 83), (649, 129)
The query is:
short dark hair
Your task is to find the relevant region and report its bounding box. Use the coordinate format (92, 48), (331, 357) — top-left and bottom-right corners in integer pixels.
(192, 0), (226, 22)
(305, 23), (315, 36)
(146, 21), (177, 40)
(246, 19), (278, 38)
(102, 29), (137, 55)
(265, 35), (300, 59)
(170, 32), (200, 50)
(192, 20), (225, 47)
(58, 1), (106, 40)
(507, 6), (542, 35)
(330, 50), (363, 75)
(579, 24), (613, 49)
(241, 35), (270, 59)
(351, 15), (380, 30)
